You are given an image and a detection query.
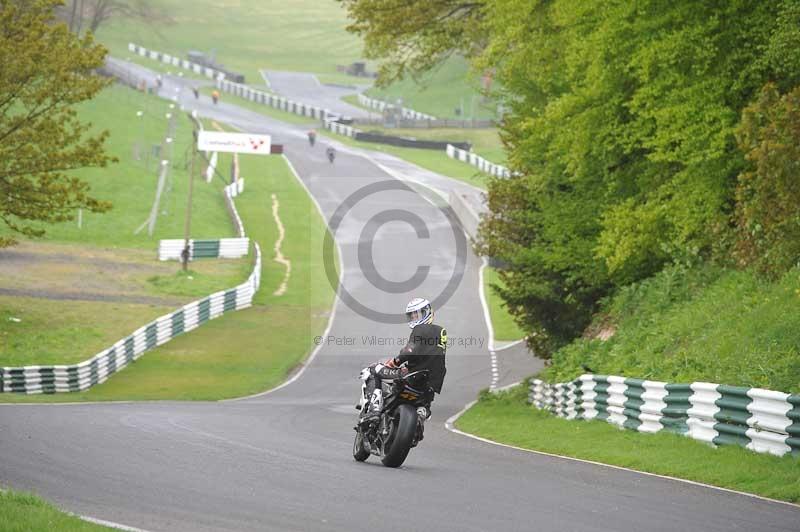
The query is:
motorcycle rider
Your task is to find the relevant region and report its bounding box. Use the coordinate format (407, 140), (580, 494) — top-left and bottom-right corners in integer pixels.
(326, 146), (336, 163)
(360, 298), (447, 423)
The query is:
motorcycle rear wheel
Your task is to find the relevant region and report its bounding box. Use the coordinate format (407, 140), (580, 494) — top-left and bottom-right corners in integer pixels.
(381, 404), (417, 468)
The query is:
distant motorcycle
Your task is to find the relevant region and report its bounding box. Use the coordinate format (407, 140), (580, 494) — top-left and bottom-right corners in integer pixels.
(326, 147), (336, 163)
(353, 368), (433, 467)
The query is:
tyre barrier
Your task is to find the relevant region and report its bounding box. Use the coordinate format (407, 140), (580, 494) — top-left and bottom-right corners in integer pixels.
(529, 375), (800, 458)
(158, 237), (250, 261)
(356, 93), (437, 121)
(128, 43), (226, 81)
(215, 78), (338, 122)
(0, 244), (261, 394)
(446, 144), (511, 178)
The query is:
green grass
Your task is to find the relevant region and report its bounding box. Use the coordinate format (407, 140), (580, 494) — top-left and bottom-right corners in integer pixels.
(197, 86), (316, 127)
(0, 150), (336, 402)
(483, 267), (525, 342)
(95, 0), (367, 85)
(457, 385), (800, 503)
(545, 264), (800, 393)
(0, 489), (114, 531)
(361, 126), (505, 164)
(0, 296), (173, 367)
(0, 84), (233, 248)
(327, 129), (490, 189)
(365, 56), (497, 120)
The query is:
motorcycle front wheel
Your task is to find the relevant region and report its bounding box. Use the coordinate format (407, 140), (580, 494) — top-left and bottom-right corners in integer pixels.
(353, 429), (370, 462)
(380, 404), (417, 468)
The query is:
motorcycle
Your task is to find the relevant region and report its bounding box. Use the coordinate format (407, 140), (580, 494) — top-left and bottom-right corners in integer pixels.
(353, 367), (434, 467)
(326, 147), (336, 163)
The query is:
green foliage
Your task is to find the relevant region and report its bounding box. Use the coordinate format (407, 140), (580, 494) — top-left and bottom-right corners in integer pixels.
(457, 384), (800, 503)
(338, 0), (486, 86)
(0, 0), (114, 247)
(734, 83), (800, 277)
(543, 263), (800, 394)
(474, 0), (800, 351)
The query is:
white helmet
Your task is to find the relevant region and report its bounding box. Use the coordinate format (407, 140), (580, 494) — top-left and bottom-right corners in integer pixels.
(405, 297), (433, 328)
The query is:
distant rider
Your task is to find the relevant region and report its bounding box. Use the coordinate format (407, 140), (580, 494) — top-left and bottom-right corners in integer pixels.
(360, 298), (447, 423)
(326, 146), (336, 163)
(307, 129), (317, 147)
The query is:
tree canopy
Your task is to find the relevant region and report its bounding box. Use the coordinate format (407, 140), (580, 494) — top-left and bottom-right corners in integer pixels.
(0, 0), (114, 247)
(343, 0), (800, 355)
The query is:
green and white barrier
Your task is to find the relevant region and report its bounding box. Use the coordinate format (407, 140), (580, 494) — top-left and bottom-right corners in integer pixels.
(446, 144), (510, 178)
(0, 244), (261, 394)
(158, 237), (250, 261)
(215, 78), (338, 122)
(158, 179), (247, 260)
(530, 375), (800, 457)
(128, 43), (226, 81)
(356, 93), (436, 120)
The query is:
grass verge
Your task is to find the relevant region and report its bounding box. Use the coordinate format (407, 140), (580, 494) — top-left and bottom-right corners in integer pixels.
(0, 489), (113, 531)
(1, 150), (335, 402)
(365, 56), (497, 120)
(327, 129), (489, 189)
(483, 266), (525, 342)
(456, 385), (800, 503)
(96, 0), (365, 84)
(544, 264), (800, 393)
(0, 83), (233, 248)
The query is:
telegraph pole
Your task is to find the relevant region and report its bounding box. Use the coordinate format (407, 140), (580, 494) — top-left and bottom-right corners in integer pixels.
(182, 123), (197, 271)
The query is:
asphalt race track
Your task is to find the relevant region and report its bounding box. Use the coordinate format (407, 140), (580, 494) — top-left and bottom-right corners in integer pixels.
(1, 61), (798, 532)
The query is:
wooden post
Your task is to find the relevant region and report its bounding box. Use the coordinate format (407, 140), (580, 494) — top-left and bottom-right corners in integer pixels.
(182, 125), (197, 271)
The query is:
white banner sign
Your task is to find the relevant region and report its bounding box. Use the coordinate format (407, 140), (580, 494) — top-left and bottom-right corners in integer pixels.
(197, 131), (272, 154)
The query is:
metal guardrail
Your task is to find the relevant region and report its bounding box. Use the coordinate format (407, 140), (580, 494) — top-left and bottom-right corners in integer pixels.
(530, 375), (800, 458)
(356, 93), (436, 121)
(446, 144), (510, 178)
(216, 78), (337, 122)
(128, 43), (226, 81)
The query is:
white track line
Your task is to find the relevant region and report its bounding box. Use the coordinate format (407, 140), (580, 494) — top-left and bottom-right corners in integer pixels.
(77, 514), (152, 532)
(221, 154), (343, 402)
(444, 399), (800, 510)
(477, 258), (499, 391)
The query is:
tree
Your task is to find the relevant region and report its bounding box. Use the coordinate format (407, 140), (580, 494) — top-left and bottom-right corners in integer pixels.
(0, 0), (114, 247)
(734, 83), (800, 277)
(56, 0), (167, 36)
(338, 0), (487, 85)
(342, 0), (800, 354)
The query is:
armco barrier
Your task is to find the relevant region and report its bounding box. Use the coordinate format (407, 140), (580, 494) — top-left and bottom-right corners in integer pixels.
(529, 375), (800, 458)
(446, 144), (511, 178)
(216, 78), (338, 122)
(128, 43), (226, 81)
(357, 93), (436, 121)
(324, 119), (358, 137)
(0, 243), (261, 394)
